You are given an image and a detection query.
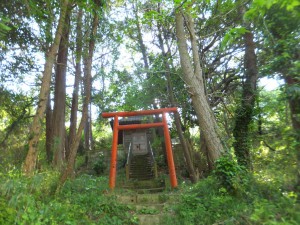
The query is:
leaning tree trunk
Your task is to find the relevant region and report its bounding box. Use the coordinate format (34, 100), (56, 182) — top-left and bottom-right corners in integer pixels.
(23, 0), (69, 176)
(157, 20), (198, 183)
(52, 5), (71, 169)
(233, 7), (258, 169)
(59, 9), (99, 186)
(175, 9), (223, 164)
(200, 129), (213, 172)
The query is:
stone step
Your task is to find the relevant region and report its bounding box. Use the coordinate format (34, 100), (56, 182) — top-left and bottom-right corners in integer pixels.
(121, 179), (165, 191)
(137, 213), (172, 225)
(129, 174), (154, 178)
(116, 193), (165, 204)
(135, 203), (165, 211)
(129, 171), (153, 176)
(130, 160), (152, 164)
(129, 162), (153, 167)
(129, 175), (154, 180)
(129, 165), (153, 168)
(129, 175), (154, 178)
(129, 167), (153, 171)
(129, 171), (154, 175)
(129, 176), (155, 181)
(115, 193), (176, 225)
(129, 170), (153, 173)
(137, 214), (159, 225)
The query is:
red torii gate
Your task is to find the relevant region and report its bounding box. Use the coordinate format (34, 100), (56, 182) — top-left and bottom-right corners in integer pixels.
(102, 107), (178, 189)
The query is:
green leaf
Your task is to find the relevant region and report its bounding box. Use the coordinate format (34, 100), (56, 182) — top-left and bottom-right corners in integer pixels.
(286, 0), (300, 11)
(221, 27), (249, 50)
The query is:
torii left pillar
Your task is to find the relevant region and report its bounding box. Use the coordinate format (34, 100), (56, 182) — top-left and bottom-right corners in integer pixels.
(102, 107), (178, 190)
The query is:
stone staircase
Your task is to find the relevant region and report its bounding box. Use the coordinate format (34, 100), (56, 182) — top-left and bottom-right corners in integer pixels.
(128, 153), (156, 180)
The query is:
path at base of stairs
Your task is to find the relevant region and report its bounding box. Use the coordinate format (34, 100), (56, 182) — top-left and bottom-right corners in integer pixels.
(115, 192), (178, 225)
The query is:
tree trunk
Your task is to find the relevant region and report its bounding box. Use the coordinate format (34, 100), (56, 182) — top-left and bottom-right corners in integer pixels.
(89, 103), (95, 151)
(52, 6), (71, 169)
(284, 75), (300, 190)
(23, 0), (69, 176)
(157, 20), (198, 183)
(200, 130), (213, 172)
(175, 9), (223, 164)
(285, 76), (300, 131)
(68, 8), (83, 159)
(85, 103), (94, 165)
(133, 2), (167, 165)
(45, 93), (53, 163)
(59, 9), (99, 186)
(84, 113), (90, 165)
(133, 2), (149, 71)
(233, 13), (258, 169)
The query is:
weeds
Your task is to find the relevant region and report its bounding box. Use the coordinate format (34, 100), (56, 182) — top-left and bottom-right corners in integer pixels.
(0, 171), (137, 224)
(163, 174), (300, 225)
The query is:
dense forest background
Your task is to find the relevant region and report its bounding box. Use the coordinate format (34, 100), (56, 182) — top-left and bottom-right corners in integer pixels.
(0, 0), (299, 224)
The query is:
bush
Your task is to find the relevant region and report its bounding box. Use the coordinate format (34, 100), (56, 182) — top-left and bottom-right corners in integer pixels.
(214, 155), (247, 194)
(0, 197), (15, 225)
(250, 193), (300, 224)
(92, 152), (107, 175)
(168, 177), (250, 225)
(93, 159), (106, 175)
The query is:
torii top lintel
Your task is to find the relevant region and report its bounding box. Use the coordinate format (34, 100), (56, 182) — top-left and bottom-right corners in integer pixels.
(102, 107), (178, 118)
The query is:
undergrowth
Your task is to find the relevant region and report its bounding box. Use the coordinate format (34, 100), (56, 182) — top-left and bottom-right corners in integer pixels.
(164, 163), (300, 225)
(0, 170), (138, 225)
(1, 156), (299, 225)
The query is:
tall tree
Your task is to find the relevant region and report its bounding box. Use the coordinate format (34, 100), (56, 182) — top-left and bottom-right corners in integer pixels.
(233, 4), (258, 169)
(68, 8), (83, 159)
(156, 8), (198, 182)
(23, 0), (70, 176)
(174, 3), (223, 164)
(52, 4), (72, 169)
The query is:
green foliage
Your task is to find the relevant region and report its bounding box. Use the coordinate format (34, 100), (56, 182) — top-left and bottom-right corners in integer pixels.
(221, 27), (249, 50)
(0, 13), (11, 39)
(93, 153), (107, 175)
(0, 171), (138, 225)
(168, 177), (250, 225)
(165, 174), (300, 225)
(137, 207), (159, 215)
(245, 0), (300, 20)
(250, 193), (300, 224)
(253, 88), (298, 187)
(0, 197), (15, 225)
(287, 84), (300, 100)
(214, 155), (247, 193)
